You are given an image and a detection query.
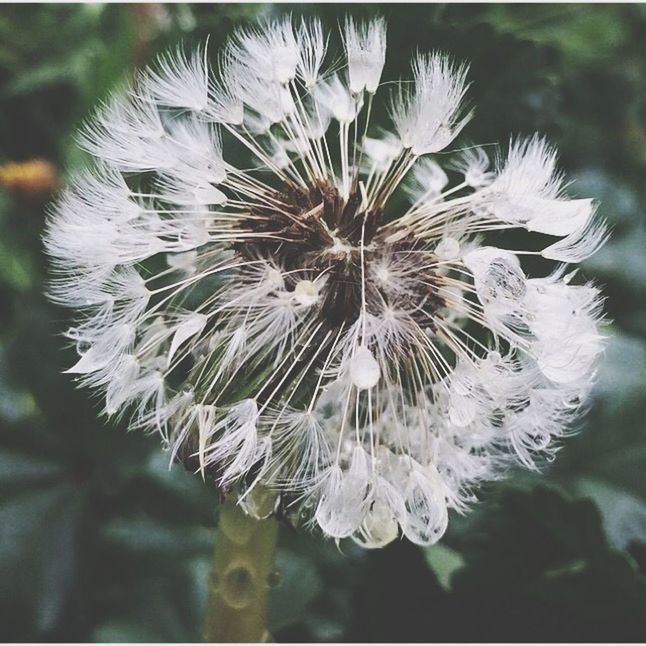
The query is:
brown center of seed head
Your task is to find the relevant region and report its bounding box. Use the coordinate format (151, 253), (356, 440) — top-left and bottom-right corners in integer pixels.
(236, 182), (445, 330)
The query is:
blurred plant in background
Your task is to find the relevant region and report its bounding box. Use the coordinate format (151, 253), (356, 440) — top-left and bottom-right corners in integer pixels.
(0, 3), (645, 642)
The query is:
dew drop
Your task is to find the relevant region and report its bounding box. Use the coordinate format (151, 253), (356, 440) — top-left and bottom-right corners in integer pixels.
(350, 346), (380, 390)
(293, 280), (319, 307)
(76, 340), (91, 355)
(435, 237), (460, 260)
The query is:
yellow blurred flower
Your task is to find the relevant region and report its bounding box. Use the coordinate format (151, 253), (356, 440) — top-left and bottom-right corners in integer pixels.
(0, 158), (57, 200)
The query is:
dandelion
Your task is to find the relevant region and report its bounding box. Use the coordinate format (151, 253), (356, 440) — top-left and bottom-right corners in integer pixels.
(45, 16), (607, 551)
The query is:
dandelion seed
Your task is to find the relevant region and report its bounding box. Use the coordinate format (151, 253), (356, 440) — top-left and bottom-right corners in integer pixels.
(344, 16), (387, 94)
(46, 16), (607, 548)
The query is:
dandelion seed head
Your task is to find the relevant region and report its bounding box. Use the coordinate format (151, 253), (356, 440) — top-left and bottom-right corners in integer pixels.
(46, 16), (607, 548)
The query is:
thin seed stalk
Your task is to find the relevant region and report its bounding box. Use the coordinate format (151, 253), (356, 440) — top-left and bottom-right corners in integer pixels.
(203, 496), (279, 643)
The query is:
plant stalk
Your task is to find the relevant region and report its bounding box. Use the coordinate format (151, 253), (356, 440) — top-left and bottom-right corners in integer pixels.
(203, 495), (279, 643)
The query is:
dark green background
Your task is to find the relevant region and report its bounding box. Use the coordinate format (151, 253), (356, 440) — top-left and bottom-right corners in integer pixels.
(1, 3), (645, 642)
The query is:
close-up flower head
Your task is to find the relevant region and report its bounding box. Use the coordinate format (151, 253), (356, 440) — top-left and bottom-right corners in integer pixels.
(44, 14), (608, 551)
(4, 1), (646, 642)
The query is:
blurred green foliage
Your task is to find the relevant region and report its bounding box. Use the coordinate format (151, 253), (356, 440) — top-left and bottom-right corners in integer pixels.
(0, 3), (645, 642)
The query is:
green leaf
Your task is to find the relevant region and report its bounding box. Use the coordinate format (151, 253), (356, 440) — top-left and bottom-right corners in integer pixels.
(451, 486), (646, 635)
(0, 237), (35, 291)
(481, 5), (630, 62)
(269, 547), (322, 632)
(423, 543), (466, 591)
(101, 517), (214, 559)
(546, 333), (646, 547)
(0, 484), (85, 636)
(93, 594), (188, 643)
(569, 477), (646, 550)
(0, 450), (62, 487)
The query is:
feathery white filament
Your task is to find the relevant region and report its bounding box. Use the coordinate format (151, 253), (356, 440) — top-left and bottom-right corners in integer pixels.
(391, 53), (472, 155)
(344, 17), (387, 94)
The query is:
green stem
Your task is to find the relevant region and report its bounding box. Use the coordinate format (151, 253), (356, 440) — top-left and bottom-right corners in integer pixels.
(203, 496), (279, 643)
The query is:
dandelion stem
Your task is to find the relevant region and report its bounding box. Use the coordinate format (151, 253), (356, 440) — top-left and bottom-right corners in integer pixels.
(203, 497), (279, 643)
